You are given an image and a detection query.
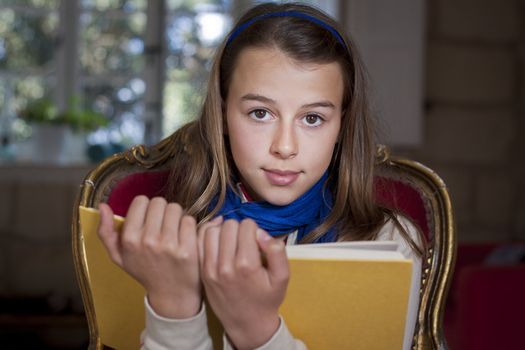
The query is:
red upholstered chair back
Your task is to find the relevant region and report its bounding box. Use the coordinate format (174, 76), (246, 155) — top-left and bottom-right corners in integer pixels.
(73, 139), (455, 350)
(375, 176), (430, 240)
(107, 170), (170, 217)
(108, 172), (432, 240)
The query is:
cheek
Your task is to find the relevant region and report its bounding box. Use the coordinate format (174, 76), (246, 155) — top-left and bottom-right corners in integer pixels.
(303, 130), (339, 164)
(227, 123), (266, 167)
(229, 138), (249, 167)
(307, 143), (337, 169)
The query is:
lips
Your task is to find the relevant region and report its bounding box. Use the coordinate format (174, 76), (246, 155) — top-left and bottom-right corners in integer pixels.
(264, 169), (300, 186)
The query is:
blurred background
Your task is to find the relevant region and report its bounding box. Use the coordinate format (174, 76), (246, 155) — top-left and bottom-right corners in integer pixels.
(0, 0), (523, 349)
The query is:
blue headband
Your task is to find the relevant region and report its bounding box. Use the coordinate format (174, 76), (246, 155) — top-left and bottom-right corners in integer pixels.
(226, 11), (346, 48)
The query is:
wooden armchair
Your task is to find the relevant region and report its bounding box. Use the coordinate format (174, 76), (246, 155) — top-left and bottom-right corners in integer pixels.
(72, 136), (456, 350)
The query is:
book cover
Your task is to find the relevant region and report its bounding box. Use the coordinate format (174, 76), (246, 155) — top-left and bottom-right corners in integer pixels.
(79, 206), (413, 350)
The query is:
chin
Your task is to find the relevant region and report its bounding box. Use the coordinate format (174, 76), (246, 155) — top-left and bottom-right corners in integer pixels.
(267, 199), (294, 206)
(262, 191), (300, 207)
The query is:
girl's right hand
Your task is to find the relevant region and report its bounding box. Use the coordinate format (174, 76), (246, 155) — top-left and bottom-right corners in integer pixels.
(97, 195), (222, 319)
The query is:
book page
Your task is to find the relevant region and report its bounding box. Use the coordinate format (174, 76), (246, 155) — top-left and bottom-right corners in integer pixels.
(286, 241), (406, 261)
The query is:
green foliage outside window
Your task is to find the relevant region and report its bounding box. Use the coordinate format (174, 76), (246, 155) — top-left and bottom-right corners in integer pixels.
(19, 97), (109, 132)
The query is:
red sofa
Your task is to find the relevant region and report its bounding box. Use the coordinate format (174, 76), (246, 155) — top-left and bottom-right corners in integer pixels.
(444, 243), (525, 350)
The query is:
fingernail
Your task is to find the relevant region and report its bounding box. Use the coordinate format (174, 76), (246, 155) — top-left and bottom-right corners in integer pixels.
(257, 229), (271, 241)
(271, 242), (284, 252)
(211, 215), (223, 223)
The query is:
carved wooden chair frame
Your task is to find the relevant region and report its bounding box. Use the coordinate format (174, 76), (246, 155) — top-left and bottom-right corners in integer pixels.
(72, 137), (456, 350)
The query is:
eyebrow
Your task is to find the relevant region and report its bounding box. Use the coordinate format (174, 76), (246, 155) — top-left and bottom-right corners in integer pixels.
(241, 93), (335, 109)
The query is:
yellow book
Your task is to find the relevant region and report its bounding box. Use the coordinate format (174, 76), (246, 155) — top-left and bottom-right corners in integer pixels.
(79, 206), (413, 350)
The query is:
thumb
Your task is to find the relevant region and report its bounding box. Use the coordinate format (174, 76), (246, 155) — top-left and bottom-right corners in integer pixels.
(256, 229), (289, 287)
(98, 203), (123, 266)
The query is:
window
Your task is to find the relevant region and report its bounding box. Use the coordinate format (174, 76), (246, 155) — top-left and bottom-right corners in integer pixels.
(79, 0), (148, 146)
(0, 0), (233, 156)
(0, 0), (59, 144)
(163, 0), (232, 136)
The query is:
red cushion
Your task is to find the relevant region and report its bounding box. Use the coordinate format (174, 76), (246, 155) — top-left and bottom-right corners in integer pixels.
(107, 171), (170, 217)
(374, 176), (429, 239)
(106, 172), (430, 241)
(444, 243), (525, 349)
(456, 265), (525, 350)
(448, 243), (500, 301)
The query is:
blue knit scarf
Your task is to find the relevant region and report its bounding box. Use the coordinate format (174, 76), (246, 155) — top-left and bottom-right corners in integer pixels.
(214, 172), (337, 243)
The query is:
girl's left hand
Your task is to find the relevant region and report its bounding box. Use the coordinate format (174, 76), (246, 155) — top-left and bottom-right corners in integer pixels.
(198, 219), (289, 350)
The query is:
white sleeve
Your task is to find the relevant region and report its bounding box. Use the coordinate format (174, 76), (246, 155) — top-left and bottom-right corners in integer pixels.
(140, 297), (213, 350)
(222, 317), (307, 350)
(376, 216), (423, 350)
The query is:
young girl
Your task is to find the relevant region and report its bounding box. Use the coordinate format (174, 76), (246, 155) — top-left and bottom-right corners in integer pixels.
(98, 2), (423, 350)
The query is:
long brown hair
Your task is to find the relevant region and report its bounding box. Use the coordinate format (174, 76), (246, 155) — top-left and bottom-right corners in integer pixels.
(165, 2), (421, 254)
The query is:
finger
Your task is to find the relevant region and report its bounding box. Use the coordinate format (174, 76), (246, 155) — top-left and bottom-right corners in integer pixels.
(160, 202), (184, 246)
(197, 216), (223, 263)
(98, 203), (123, 266)
(203, 225), (221, 279)
(143, 197), (167, 241)
(178, 214), (198, 250)
(197, 215), (223, 232)
(217, 219), (239, 277)
(256, 229), (289, 287)
(123, 196), (149, 233)
(236, 219), (262, 270)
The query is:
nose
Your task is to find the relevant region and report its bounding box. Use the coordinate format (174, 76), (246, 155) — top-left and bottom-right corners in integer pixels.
(270, 121), (298, 159)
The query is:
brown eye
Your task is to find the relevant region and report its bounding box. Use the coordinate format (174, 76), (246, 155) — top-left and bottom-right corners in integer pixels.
(249, 109), (270, 121)
(254, 110), (267, 119)
(304, 114), (321, 126)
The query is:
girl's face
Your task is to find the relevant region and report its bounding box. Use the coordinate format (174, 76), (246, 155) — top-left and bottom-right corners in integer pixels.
(225, 47), (343, 206)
